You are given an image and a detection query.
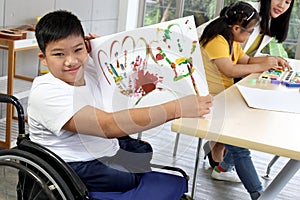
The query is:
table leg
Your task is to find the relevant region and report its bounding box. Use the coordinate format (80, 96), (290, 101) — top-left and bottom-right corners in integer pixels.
(191, 138), (202, 198)
(173, 133), (180, 157)
(259, 159), (300, 200)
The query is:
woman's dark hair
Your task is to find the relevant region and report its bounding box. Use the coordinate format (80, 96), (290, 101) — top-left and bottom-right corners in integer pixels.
(35, 10), (85, 54)
(200, 1), (259, 53)
(259, 0), (294, 43)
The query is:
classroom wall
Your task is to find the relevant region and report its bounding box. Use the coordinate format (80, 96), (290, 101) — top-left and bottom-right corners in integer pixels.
(0, 0), (120, 79)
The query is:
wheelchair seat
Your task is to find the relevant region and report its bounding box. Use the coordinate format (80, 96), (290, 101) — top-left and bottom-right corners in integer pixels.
(0, 94), (190, 200)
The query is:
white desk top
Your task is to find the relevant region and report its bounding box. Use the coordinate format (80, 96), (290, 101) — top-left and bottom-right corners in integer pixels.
(172, 71), (300, 161)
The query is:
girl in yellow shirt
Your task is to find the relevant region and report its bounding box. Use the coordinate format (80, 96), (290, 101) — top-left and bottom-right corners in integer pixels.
(199, 2), (291, 199)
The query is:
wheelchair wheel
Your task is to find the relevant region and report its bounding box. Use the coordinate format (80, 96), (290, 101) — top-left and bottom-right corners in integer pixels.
(0, 149), (75, 200)
(0, 160), (56, 200)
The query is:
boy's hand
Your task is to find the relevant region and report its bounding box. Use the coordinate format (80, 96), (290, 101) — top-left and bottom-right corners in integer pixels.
(84, 33), (100, 53)
(86, 32), (99, 40)
(176, 94), (213, 118)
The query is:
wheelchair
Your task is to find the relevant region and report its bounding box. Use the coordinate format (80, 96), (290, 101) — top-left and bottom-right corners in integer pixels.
(0, 94), (191, 200)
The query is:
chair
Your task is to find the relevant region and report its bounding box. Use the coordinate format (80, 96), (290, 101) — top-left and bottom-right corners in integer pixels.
(0, 94), (191, 200)
(262, 155), (280, 180)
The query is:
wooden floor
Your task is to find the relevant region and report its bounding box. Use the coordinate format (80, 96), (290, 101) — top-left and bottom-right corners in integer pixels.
(1, 121), (300, 200)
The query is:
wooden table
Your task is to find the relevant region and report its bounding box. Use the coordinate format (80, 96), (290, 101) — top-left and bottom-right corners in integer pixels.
(171, 69), (300, 199)
(0, 37), (38, 149)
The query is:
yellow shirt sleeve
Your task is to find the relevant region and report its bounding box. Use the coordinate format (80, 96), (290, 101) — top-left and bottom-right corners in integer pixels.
(204, 35), (230, 60)
(204, 35), (245, 64)
(201, 35), (246, 96)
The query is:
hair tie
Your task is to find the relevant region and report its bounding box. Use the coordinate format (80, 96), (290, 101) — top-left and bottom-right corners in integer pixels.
(246, 11), (255, 21)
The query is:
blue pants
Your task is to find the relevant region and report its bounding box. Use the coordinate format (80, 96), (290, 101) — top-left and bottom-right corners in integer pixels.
(220, 144), (263, 199)
(89, 171), (188, 200)
(68, 136), (153, 192)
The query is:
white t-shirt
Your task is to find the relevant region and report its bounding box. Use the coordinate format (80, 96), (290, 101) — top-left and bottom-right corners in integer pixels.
(27, 61), (119, 162)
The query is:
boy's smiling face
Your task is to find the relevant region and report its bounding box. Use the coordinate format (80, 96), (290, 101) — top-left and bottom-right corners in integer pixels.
(38, 34), (88, 86)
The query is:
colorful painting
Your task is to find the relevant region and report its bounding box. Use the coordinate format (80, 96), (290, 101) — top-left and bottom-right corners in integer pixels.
(90, 16), (208, 111)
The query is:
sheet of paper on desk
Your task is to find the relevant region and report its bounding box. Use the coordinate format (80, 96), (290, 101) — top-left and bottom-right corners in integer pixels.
(89, 16), (209, 112)
(236, 84), (300, 113)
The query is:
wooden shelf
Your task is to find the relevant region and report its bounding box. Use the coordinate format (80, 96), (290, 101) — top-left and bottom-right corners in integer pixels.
(0, 38), (38, 149)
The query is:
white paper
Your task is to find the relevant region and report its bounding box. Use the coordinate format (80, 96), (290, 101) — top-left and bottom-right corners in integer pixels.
(89, 16), (209, 111)
(237, 84), (300, 113)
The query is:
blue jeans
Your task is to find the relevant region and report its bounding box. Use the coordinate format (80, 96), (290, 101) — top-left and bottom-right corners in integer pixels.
(220, 144), (263, 200)
(68, 136), (153, 192)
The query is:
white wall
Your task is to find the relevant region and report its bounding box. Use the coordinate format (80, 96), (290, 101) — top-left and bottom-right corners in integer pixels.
(91, 0), (119, 36)
(0, 0), (121, 78)
(0, 0), (4, 26)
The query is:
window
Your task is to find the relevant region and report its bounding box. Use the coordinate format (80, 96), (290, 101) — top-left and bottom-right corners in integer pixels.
(143, 0), (218, 27)
(142, 0), (300, 59)
(144, 0), (178, 26)
(283, 0), (300, 58)
(183, 0), (217, 27)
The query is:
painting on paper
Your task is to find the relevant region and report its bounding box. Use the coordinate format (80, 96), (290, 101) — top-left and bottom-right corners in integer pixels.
(90, 16), (209, 111)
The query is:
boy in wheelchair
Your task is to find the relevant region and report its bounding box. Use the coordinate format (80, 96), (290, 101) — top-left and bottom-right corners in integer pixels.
(27, 10), (212, 199)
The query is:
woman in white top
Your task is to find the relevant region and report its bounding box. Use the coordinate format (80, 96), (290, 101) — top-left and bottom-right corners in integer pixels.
(244, 0), (294, 56)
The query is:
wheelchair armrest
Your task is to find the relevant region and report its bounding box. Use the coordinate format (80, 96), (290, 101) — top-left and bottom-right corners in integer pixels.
(0, 94), (26, 137)
(17, 139), (90, 199)
(150, 163), (189, 181)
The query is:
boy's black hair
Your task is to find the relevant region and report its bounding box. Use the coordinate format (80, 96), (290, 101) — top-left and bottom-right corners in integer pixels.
(259, 0), (294, 43)
(35, 10), (85, 54)
(200, 1), (259, 54)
